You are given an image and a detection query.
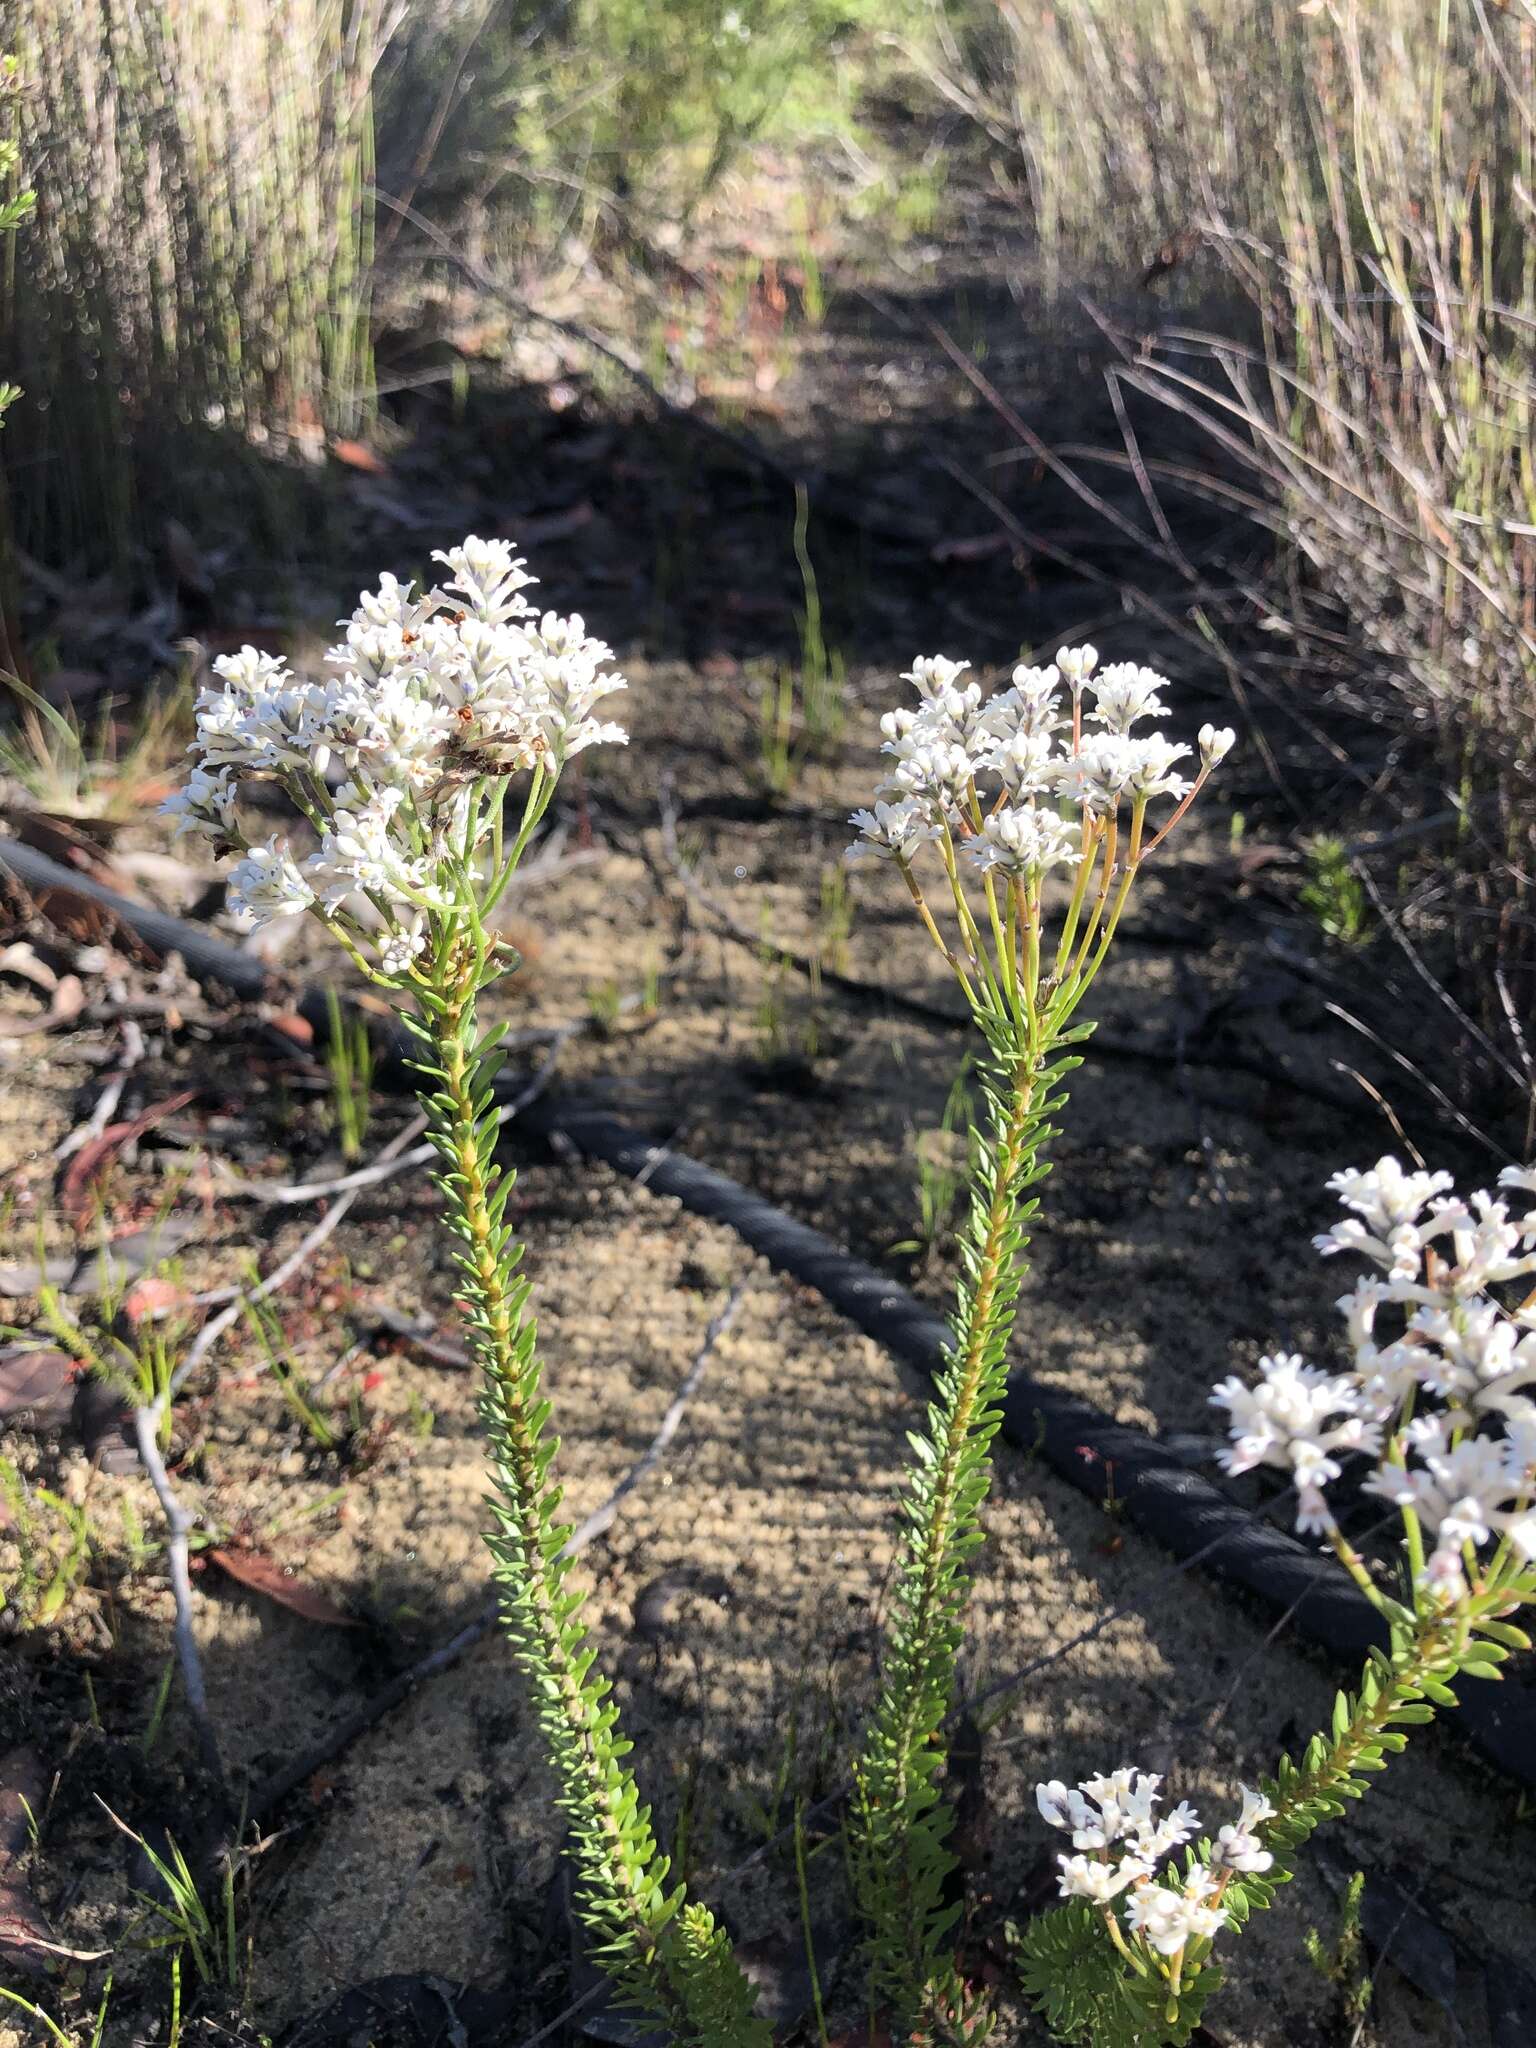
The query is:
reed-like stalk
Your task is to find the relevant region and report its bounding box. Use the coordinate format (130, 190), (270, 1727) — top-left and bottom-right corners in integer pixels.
(922, 0), (1536, 1141)
(1, 0), (381, 567)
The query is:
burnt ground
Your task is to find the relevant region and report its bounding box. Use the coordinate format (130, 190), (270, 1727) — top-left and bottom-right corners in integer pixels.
(2, 147), (1532, 2048)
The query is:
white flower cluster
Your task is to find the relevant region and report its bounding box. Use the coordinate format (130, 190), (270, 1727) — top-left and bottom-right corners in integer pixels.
(1211, 1156), (1536, 1595)
(1035, 1771), (1273, 1954)
(165, 538), (627, 972)
(846, 645), (1232, 876)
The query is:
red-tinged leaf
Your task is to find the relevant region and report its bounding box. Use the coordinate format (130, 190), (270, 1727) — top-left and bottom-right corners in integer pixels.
(60, 1088), (198, 1231)
(266, 1009), (315, 1049)
(0, 1347), (78, 1427)
(207, 1547), (360, 1627)
(330, 436), (390, 475)
(121, 1275), (199, 1329)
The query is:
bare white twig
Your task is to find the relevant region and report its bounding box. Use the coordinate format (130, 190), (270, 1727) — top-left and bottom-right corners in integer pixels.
(54, 1018), (146, 1162)
(132, 1025), (579, 1780)
(132, 1405), (226, 1795)
(198, 1022), (583, 1211)
(559, 1281), (744, 1558)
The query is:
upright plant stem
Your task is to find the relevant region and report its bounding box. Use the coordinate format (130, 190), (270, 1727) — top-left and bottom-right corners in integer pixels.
(416, 945), (767, 2047)
(854, 1035), (1048, 2025)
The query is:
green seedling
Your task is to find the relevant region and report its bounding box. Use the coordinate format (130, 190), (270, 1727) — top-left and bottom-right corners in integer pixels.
(240, 1292), (337, 1452)
(1301, 835), (1369, 946)
(0, 1454), (91, 1628)
(324, 986), (375, 1162)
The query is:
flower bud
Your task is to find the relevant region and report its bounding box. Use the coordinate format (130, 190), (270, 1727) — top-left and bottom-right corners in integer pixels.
(1055, 643), (1099, 688)
(1198, 723), (1235, 768)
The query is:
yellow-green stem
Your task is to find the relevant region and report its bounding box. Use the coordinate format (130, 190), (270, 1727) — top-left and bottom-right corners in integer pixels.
(432, 971), (694, 2031)
(872, 1044), (1041, 1876)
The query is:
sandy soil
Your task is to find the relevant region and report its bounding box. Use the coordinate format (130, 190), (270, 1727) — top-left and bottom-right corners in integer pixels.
(3, 651), (1533, 2048)
(3, 149), (1533, 2046)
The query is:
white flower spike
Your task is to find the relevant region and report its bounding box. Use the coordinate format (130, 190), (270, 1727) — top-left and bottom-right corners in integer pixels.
(166, 536), (628, 980)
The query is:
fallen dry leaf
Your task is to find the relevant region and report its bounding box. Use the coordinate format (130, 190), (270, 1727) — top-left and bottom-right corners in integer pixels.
(59, 1087), (198, 1232)
(0, 1347), (77, 1427)
(0, 1744), (107, 1977)
(25, 875), (152, 956)
(4, 806), (123, 871)
(330, 436), (390, 475)
(265, 1008), (316, 1049)
(207, 1547), (360, 1628)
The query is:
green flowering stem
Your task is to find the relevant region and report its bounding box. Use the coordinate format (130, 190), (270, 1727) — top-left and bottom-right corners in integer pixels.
(412, 928), (767, 2048)
(1017, 1601), (1480, 2048)
(852, 1020), (1054, 2031)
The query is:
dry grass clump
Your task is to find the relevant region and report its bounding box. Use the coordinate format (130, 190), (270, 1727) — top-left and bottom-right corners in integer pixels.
(1, 0), (380, 567)
(928, 0), (1536, 1142)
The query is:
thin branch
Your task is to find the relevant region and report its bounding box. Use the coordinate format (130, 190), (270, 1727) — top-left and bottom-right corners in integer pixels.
(132, 1406), (227, 1800)
(560, 1280), (744, 1556)
(132, 1031), (575, 1804)
(202, 1023), (581, 1209)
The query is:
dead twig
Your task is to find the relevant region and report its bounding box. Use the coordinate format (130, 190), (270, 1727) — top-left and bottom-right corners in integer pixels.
(54, 1019), (146, 1162)
(132, 1032), (576, 1799)
(131, 1407), (227, 1802)
(561, 1281), (744, 1555)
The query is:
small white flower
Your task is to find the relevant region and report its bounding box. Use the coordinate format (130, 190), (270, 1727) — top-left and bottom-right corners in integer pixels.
(1055, 643), (1099, 688)
(161, 765), (238, 844)
(1053, 734), (1140, 814)
(1056, 1853), (1149, 1903)
(1329, 1158), (1459, 1225)
(379, 919), (427, 978)
(1211, 1352), (1380, 1532)
(227, 838), (315, 926)
(846, 798), (940, 864)
(431, 536), (537, 625)
(1364, 1418), (1536, 1593)
(1125, 1879), (1227, 1956)
(901, 655), (971, 701)
(1086, 662), (1170, 734)
(880, 736), (976, 813)
(991, 663), (1063, 740)
(968, 804), (1079, 880)
(1214, 1785), (1274, 1872)
(982, 728), (1060, 797)
(1123, 735), (1193, 801)
(1198, 723), (1236, 768)
(1135, 1800), (1201, 1861)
